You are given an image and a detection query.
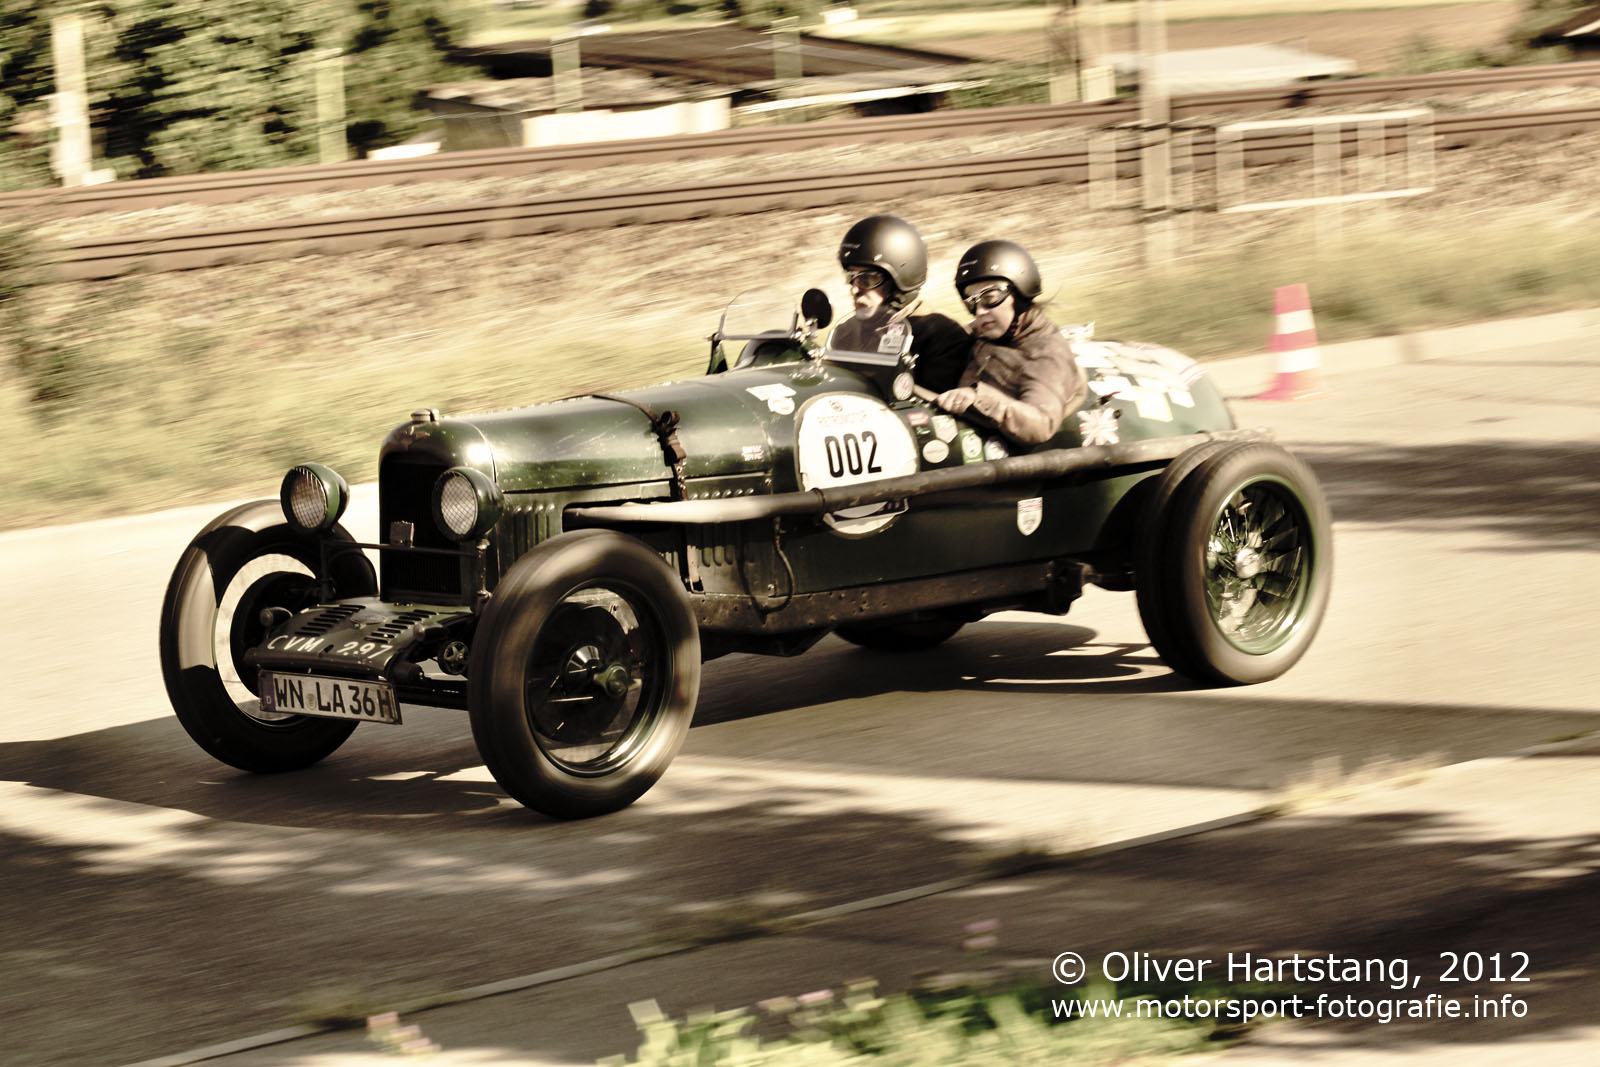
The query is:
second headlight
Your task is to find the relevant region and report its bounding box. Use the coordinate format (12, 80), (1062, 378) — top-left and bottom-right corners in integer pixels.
(280, 463), (349, 534)
(432, 466), (502, 542)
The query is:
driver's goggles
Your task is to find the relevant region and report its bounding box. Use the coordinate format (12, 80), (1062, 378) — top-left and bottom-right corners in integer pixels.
(962, 283), (1012, 312)
(846, 267), (888, 291)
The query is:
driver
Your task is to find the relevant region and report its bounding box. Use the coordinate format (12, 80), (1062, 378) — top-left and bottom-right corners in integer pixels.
(933, 239), (1087, 446)
(827, 214), (970, 393)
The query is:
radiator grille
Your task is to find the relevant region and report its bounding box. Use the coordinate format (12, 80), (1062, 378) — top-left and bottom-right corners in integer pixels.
(379, 458), (462, 600)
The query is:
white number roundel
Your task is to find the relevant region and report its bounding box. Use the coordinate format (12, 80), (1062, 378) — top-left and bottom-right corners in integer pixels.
(795, 393), (918, 536)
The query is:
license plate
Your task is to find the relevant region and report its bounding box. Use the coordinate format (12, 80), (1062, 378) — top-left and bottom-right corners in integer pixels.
(259, 672), (401, 725)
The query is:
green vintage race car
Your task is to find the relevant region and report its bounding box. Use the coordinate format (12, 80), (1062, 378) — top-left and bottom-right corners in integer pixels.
(160, 287), (1331, 819)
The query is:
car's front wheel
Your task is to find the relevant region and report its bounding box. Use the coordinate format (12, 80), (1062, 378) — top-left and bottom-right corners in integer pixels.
(468, 530), (700, 819)
(160, 501), (376, 772)
(1136, 443), (1332, 685)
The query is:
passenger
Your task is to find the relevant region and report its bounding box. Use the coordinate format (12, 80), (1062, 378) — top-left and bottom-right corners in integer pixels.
(829, 214), (970, 394)
(933, 240), (1088, 446)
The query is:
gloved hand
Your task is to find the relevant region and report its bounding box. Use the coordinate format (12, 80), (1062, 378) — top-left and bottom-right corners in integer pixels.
(935, 386), (977, 415)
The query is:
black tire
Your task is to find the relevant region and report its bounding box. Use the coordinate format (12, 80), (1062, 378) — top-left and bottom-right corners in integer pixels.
(159, 501), (377, 772)
(1134, 440), (1248, 677)
(836, 617), (965, 652)
(1136, 443), (1332, 685)
(468, 530), (700, 819)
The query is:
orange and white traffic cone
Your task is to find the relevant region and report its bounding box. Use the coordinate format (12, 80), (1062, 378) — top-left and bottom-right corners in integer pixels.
(1256, 283), (1326, 401)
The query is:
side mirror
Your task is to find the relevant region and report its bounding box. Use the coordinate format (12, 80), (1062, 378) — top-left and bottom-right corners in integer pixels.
(800, 288), (833, 330)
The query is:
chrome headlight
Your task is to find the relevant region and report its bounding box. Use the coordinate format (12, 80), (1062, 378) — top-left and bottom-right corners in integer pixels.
(432, 466), (502, 543)
(280, 463), (349, 534)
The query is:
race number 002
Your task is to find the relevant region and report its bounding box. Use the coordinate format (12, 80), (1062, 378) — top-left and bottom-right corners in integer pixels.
(824, 431), (881, 478)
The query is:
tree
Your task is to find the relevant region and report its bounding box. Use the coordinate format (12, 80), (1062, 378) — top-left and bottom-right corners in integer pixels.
(339, 0), (465, 157)
(0, 0), (467, 185)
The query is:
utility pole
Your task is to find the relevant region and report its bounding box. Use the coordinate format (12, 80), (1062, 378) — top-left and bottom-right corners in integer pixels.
(553, 22), (610, 116)
(1138, 0), (1173, 266)
(315, 49), (347, 164)
(770, 14), (802, 119)
(49, 15), (95, 186)
(552, 34), (582, 113)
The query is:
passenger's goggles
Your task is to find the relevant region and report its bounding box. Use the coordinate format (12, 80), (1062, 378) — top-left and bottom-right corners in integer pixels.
(846, 267), (888, 291)
(962, 283), (1012, 312)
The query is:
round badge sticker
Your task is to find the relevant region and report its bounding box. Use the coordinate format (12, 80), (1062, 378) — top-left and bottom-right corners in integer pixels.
(983, 437), (1010, 461)
(922, 439), (949, 465)
(795, 393), (919, 536)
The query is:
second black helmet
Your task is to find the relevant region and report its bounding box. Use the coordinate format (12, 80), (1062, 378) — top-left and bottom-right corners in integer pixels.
(838, 214), (928, 303)
(954, 240), (1043, 305)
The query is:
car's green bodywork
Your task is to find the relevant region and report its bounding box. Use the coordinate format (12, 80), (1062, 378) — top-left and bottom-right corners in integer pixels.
(249, 319), (1240, 707)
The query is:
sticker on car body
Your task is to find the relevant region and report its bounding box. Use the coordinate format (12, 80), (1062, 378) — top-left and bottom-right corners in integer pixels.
(1017, 497), (1043, 536)
(795, 393), (919, 536)
(746, 383), (797, 415)
(1078, 408), (1121, 446)
(1073, 341), (1205, 420)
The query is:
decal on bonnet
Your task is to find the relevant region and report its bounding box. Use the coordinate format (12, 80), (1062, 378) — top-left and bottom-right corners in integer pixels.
(746, 383), (797, 415)
(1078, 407), (1120, 446)
(1075, 341), (1204, 420)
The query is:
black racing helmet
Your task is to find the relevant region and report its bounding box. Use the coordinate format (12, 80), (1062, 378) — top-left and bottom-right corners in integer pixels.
(954, 240), (1043, 307)
(838, 214), (928, 306)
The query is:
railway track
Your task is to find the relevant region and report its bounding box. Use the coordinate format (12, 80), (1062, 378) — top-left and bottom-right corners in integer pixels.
(5, 60), (1600, 219)
(42, 103), (1600, 282)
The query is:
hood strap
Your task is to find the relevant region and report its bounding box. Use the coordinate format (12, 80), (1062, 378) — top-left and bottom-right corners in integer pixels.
(589, 393), (688, 500)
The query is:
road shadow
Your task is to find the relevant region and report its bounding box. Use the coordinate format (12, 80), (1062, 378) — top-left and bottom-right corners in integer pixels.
(1292, 438), (1600, 550)
(693, 619), (1193, 727)
(3, 698), (1598, 1065)
(199, 808), (1600, 1066)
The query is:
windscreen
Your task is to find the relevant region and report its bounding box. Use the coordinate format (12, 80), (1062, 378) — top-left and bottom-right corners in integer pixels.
(822, 313), (913, 366)
(718, 287), (798, 341)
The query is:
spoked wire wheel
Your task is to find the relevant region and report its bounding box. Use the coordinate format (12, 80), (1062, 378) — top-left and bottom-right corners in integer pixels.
(1202, 477), (1313, 655)
(1136, 443), (1332, 685)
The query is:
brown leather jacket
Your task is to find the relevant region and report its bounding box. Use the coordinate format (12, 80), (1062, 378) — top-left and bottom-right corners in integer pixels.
(958, 307), (1088, 445)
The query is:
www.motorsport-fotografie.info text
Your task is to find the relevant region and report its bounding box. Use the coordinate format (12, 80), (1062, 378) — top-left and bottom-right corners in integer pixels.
(1049, 950), (1532, 1026)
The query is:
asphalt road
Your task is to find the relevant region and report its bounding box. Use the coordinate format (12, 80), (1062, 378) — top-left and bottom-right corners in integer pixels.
(2, 338), (1597, 1066)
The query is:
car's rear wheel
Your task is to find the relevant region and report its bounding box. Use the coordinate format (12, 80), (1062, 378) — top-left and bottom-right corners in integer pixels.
(1134, 440), (1242, 677)
(468, 530), (700, 819)
(1136, 443), (1331, 685)
(836, 617), (965, 652)
(160, 501), (376, 772)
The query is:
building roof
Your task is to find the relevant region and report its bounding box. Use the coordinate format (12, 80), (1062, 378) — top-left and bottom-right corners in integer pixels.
(425, 72), (726, 116)
(452, 25), (971, 89)
(1102, 43), (1357, 94)
(1532, 4), (1600, 42)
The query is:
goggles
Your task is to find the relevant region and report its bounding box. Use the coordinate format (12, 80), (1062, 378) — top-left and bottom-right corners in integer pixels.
(846, 267), (888, 291)
(962, 283), (1012, 312)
